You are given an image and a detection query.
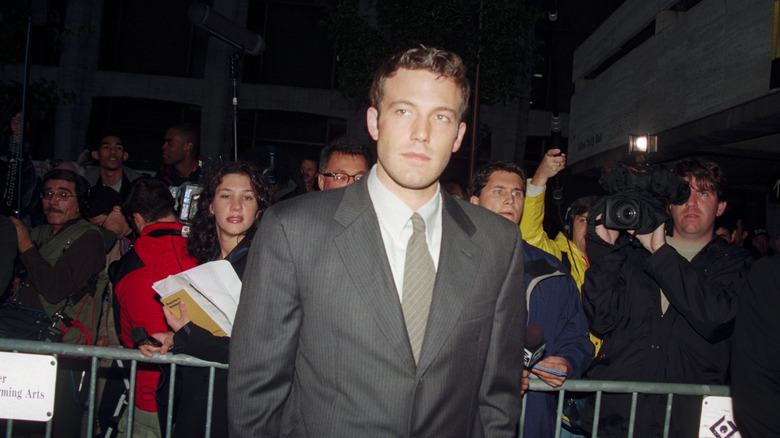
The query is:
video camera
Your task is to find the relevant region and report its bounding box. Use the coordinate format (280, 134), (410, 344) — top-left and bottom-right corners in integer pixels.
(592, 163), (690, 235)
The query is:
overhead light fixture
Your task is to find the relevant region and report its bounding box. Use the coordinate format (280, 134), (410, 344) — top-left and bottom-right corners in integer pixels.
(629, 134), (657, 155)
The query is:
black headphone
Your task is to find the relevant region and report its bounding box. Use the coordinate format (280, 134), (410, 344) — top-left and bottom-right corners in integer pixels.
(563, 202), (575, 240)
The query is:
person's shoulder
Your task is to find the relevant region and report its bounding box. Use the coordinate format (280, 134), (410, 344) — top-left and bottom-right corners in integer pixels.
(446, 195), (519, 234)
(523, 241), (566, 270)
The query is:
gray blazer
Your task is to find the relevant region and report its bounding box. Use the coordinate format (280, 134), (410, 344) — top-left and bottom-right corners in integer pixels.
(228, 177), (525, 437)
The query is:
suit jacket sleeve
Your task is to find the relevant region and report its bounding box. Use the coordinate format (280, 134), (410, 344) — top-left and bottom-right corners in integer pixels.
(228, 207), (300, 437)
(477, 230), (525, 436)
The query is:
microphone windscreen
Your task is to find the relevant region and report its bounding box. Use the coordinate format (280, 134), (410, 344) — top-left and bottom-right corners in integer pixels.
(188, 3), (265, 56)
(130, 327), (149, 345)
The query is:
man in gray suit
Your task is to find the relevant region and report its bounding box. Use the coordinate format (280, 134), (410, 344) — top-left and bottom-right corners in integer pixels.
(228, 46), (525, 437)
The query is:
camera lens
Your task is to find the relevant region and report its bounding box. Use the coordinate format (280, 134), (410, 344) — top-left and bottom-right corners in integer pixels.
(613, 201), (638, 228)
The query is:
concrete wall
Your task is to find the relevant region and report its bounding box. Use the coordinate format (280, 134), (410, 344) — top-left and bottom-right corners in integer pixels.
(569, 0), (774, 164)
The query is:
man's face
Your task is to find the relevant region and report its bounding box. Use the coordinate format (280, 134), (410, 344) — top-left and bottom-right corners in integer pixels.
(162, 128), (190, 166)
(300, 159), (318, 184)
(669, 176), (726, 245)
(367, 68), (467, 201)
(42, 179), (81, 229)
(753, 234), (769, 256)
(715, 226), (733, 243)
(572, 213), (589, 255)
(92, 136), (127, 171)
(469, 171), (525, 225)
(317, 152), (369, 191)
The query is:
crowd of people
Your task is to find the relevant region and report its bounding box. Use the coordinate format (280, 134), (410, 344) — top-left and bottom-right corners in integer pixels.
(0, 45), (777, 438)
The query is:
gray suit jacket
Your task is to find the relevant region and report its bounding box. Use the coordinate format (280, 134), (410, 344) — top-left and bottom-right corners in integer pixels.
(228, 177), (525, 437)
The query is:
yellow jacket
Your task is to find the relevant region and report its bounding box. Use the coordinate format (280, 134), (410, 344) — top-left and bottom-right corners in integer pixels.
(520, 181), (601, 353)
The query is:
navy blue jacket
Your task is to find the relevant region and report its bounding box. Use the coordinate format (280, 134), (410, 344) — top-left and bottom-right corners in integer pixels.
(522, 242), (593, 437)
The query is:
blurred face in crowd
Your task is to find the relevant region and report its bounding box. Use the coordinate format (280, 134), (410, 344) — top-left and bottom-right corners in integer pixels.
(92, 136), (127, 171)
(715, 226), (733, 243)
(470, 171), (525, 225)
(753, 233), (769, 256)
(317, 152), (369, 191)
(367, 68), (467, 205)
(572, 213), (589, 255)
(162, 128), (191, 166)
(209, 173), (260, 247)
(300, 159), (318, 185)
(669, 176), (726, 245)
(42, 179), (80, 233)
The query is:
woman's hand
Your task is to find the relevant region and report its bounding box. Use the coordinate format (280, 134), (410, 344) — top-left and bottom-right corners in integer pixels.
(163, 301), (192, 333)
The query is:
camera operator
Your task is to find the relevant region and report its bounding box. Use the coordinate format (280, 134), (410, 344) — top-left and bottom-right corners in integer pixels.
(581, 158), (752, 437)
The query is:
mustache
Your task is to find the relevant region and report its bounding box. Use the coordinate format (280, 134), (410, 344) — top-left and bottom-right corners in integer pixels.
(45, 207), (64, 214)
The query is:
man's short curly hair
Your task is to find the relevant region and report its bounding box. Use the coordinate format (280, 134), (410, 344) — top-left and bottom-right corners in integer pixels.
(369, 45), (470, 121)
(671, 157), (726, 200)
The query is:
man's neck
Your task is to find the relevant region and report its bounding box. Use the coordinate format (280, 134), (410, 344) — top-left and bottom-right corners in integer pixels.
(100, 168), (123, 187)
(174, 158), (199, 179)
(671, 231), (713, 246)
(375, 169), (438, 211)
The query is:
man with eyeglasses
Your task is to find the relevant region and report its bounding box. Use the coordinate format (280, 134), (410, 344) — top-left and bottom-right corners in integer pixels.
(316, 136), (371, 191)
(7, 168), (108, 437)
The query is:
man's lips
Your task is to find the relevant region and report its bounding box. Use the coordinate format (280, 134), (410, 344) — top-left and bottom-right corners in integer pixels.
(402, 152), (430, 161)
(45, 208), (63, 214)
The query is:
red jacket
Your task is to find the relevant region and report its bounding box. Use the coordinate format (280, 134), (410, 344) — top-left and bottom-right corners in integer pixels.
(114, 221), (198, 412)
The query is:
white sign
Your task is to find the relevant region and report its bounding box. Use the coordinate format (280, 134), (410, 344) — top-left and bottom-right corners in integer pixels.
(699, 396), (741, 438)
(0, 352), (57, 422)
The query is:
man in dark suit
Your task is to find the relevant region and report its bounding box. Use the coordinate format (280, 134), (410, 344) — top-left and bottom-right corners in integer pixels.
(228, 46), (525, 437)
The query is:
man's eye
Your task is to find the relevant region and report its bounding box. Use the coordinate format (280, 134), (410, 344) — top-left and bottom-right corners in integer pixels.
(512, 191), (522, 197)
(435, 114), (450, 122)
(493, 189), (503, 195)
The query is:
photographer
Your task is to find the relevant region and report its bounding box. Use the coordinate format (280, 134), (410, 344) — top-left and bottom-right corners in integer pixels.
(581, 158), (752, 437)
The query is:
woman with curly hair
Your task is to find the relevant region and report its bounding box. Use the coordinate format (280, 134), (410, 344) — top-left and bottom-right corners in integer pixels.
(162, 161), (273, 438)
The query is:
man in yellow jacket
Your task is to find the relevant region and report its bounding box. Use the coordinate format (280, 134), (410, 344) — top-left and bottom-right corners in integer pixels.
(520, 148), (601, 352)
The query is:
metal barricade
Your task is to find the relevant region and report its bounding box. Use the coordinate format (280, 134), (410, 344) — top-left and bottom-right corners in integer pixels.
(520, 378), (731, 438)
(0, 339), (226, 438)
(1, 339), (731, 438)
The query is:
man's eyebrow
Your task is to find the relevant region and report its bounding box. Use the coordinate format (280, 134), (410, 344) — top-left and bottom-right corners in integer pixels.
(46, 186), (73, 193)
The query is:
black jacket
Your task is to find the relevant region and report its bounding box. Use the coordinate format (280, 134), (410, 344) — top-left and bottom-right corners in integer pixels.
(581, 234), (751, 437)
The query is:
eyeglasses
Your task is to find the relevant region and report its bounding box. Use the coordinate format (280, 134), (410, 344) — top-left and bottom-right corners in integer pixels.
(321, 172), (365, 184)
(40, 191), (77, 202)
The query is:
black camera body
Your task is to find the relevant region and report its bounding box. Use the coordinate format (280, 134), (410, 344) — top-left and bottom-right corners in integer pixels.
(594, 163), (690, 235)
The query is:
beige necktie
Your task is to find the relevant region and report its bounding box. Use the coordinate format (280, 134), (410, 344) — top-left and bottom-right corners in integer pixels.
(402, 212), (435, 364)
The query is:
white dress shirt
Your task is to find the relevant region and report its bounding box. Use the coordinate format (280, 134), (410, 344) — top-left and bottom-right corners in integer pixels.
(366, 165), (442, 301)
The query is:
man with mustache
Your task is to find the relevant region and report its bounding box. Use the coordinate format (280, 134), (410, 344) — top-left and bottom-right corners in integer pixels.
(581, 158), (753, 437)
(8, 168), (108, 437)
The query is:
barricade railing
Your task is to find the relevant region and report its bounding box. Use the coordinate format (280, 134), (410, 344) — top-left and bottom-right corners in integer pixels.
(1, 339), (731, 438)
(0, 338), (226, 438)
(521, 377), (731, 438)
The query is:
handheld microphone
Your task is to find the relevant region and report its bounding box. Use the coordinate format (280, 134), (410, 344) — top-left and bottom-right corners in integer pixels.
(130, 327), (162, 347)
(523, 324), (547, 369)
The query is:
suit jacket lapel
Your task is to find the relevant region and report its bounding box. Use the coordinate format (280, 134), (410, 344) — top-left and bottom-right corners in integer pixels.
(332, 180), (417, 370)
(416, 193), (481, 374)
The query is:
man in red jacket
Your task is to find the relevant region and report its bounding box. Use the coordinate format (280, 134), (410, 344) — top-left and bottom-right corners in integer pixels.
(110, 177), (198, 436)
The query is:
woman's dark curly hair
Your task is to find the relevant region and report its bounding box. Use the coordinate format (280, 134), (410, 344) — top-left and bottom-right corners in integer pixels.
(187, 161), (274, 263)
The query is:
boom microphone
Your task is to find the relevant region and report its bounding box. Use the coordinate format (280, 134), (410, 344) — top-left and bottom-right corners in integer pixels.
(523, 324), (547, 369)
(130, 327), (162, 347)
(188, 3), (265, 56)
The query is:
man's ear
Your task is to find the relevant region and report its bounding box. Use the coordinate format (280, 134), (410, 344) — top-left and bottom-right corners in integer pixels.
(317, 174), (325, 191)
(91, 151), (99, 161)
(366, 107), (380, 141)
(716, 201), (727, 217)
(131, 212), (146, 233)
(123, 151), (129, 161)
(469, 195), (480, 206)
